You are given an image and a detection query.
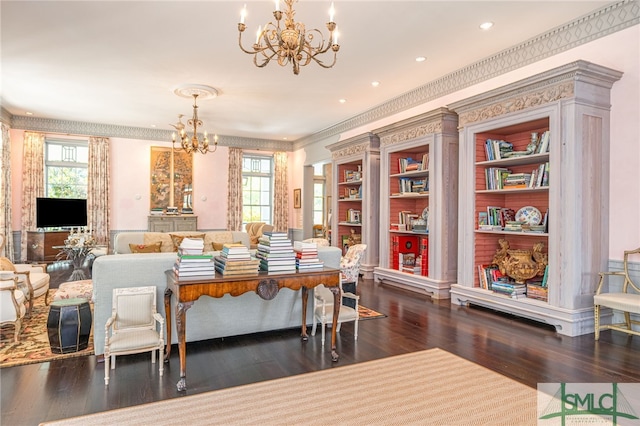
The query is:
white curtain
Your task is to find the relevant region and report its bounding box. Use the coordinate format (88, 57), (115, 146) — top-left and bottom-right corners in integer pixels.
(88, 137), (110, 247)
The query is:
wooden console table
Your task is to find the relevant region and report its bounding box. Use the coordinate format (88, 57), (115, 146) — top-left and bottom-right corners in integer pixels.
(164, 268), (341, 391)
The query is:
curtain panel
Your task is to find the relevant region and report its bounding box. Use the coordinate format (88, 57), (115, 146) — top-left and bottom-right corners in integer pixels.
(0, 124), (14, 260)
(20, 132), (45, 260)
(272, 151), (288, 233)
(88, 137), (110, 246)
(227, 148), (243, 231)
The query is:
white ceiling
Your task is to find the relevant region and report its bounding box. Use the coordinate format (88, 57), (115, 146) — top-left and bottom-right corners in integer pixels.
(1, 1), (612, 143)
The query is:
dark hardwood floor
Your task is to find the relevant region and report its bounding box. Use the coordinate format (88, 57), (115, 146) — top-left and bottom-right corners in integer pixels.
(2, 276), (639, 425)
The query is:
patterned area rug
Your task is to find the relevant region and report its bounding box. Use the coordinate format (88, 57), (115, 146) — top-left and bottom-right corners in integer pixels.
(0, 290), (94, 368)
(358, 305), (386, 320)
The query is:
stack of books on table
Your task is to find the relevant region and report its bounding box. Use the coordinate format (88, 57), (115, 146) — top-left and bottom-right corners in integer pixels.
(214, 243), (259, 276)
(256, 232), (296, 273)
(174, 239), (214, 279)
(293, 241), (324, 271)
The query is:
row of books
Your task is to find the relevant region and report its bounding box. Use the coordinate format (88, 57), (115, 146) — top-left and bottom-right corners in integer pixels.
(398, 177), (428, 194)
(345, 209), (361, 223)
(398, 153), (429, 173)
(477, 264), (549, 301)
(484, 162), (549, 190)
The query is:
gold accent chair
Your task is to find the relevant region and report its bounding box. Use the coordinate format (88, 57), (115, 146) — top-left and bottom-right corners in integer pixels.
(104, 286), (165, 386)
(0, 256), (50, 316)
(0, 274), (27, 342)
(594, 247), (640, 340)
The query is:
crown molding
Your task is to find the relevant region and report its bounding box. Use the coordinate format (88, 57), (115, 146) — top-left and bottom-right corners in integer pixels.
(293, 0), (639, 149)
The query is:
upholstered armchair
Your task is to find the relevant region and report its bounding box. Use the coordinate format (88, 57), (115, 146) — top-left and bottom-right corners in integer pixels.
(245, 222), (275, 249)
(0, 257), (50, 316)
(340, 244), (367, 284)
(104, 286), (165, 386)
(0, 274), (27, 342)
(594, 247), (640, 340)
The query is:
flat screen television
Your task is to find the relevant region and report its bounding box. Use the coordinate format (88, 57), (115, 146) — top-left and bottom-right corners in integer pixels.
(36, 197), (88, 229)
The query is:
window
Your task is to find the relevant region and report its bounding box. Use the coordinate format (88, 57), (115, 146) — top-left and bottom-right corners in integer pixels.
(242, 154), (273, 224)
(45, 139), (88, 198)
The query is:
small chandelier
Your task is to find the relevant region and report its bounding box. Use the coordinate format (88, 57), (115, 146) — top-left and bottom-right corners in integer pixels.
(238, 0), (340, 75)
(171, 93), (218, 154)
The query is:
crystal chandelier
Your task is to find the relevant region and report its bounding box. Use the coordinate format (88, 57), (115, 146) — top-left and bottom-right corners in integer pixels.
(171, 93), (218, 154)
(238, 0), (340, 75)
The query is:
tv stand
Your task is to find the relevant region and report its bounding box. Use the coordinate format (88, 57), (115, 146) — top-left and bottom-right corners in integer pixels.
(27, 230), (68, 263)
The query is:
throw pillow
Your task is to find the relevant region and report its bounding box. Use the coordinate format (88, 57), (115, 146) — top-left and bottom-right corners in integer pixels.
(169, 233), (206, 252)
(144, 233), (174, 253)
(129, 242), (162, 253)
(204, 231), (234, 252)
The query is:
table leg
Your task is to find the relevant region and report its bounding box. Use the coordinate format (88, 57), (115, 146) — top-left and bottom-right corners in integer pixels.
(176, 300), (193, 391)
(300, 286), (309, 340)
(163, 288), (172, 361)
(329, 285), (340, 362)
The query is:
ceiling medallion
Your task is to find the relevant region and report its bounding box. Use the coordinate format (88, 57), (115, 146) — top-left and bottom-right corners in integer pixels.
(170, 85), (219, 154)
(238, 0), (340, 75)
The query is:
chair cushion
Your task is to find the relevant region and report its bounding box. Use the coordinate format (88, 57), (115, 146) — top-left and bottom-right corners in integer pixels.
(108, 329), (161, 352)
(54, 279), (93, 302)
(594, 293), (640, 314)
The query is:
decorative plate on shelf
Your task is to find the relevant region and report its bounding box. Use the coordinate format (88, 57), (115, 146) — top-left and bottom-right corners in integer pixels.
(515, 206), (542, 225)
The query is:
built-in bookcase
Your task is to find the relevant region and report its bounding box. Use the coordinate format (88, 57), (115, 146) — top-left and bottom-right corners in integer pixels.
(327, 133), (380, 279)
(449, 61), (622, 336)
(373, 108), (458, 299)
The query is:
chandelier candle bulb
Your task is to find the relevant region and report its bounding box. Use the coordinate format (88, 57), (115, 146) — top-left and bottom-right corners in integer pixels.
(240, 4), (246, 24)
(329, 2), (335, 22)
(256, 25), (262, 44)
(275, 0), (280, 12)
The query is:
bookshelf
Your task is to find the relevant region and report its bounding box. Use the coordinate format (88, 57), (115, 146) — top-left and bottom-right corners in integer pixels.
(449, 61), (622, 336)
(373, 108), (459, 299)
(327, 133), (380, 279)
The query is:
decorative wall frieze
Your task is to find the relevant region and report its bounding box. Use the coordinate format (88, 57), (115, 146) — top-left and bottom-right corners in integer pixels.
(10, 115), (293, 151)
(330, 142), (369, 160)
(375, 108), (457, 147)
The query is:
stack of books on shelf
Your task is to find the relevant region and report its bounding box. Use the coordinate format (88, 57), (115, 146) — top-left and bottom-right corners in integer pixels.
(491, 281), (527, 298)
(400, 253), (422, 275)
(173, 238), (214, 279)
(214, 243), (259, 276)
(256, 231), (296, 273)
(526, 265), (549, 301)
(399, 177), (428, 194)
(293, 241), (324, 271)
(398, 154), (429, 173)
(484, 139), (514, 160)
(503, 172), (532, 189)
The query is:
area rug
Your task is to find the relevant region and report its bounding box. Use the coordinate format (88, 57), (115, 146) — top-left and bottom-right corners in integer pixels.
(42, 348), (537, 425)
(0, 290), (94, 368)
(357, 304), (385, 320)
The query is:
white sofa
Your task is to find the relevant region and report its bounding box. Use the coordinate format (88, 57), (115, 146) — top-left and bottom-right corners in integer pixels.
(92, 231), (342, 355)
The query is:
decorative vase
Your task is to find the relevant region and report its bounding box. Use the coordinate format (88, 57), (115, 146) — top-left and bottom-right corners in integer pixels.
(503, 249), (539, 284)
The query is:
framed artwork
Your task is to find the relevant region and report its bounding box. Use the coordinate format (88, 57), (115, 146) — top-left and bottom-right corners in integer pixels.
(293, 188), (301, 209)
(150, 147), (193, 211)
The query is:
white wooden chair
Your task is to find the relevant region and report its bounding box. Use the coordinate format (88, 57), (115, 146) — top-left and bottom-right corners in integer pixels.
(104, 286), (164, 385)
(594, 247), (640, 340)
(0, 274), (27, 342)
(311, 282), (360, 346)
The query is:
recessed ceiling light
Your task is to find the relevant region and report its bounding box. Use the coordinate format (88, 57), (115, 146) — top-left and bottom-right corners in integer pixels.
(25, 111), (33, 115)
(283, 137), (288, 140)
(150, 124), (157, 128)
(480, 22), (494, 30)
(371, 81), (380, 87)
(339, 99), (346, 104)
(415, 56), (426, 62)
